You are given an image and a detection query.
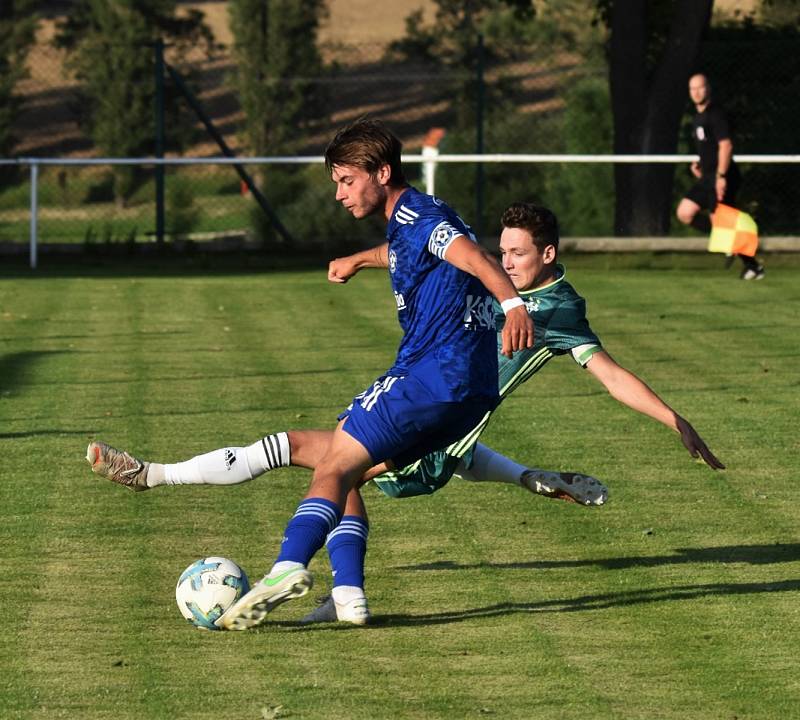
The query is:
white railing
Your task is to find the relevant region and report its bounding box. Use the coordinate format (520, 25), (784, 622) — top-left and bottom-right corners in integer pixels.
(2, 153), (799, 268)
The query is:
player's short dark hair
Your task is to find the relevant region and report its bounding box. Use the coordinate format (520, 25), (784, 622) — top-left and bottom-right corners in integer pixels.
(501, 203), (559, 252)
(324, 118), (406, 186)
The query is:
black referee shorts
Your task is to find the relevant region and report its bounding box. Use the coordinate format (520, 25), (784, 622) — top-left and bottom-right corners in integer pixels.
(684, 173), (740, 211)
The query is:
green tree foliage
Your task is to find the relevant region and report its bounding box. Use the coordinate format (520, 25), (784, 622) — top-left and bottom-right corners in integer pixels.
(228, 0), (326, 156)
(54, 1), (213, 205)
(389, 1), (612, 236)
(432, 76), (613, 241)
(227, 0), (327, 247)
(387, 0), (538, 129)
(547, 77), (614, 236)
(0, 0), (36, 183)
(434, 115), (552, 244)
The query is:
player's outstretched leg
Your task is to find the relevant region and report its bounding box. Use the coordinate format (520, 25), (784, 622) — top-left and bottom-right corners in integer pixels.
(221, 565), (314, 631)
(521, 469), (608, 506)
(456, 443), (608, 506)
(86, 441), (150, 492)
(85, 433), (292, 490)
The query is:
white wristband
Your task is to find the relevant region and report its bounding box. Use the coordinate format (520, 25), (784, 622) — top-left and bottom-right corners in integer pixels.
(501, 296), (525, 314)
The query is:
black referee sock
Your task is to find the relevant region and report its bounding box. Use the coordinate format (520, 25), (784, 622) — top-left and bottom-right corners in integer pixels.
(690, 214), (712, 234)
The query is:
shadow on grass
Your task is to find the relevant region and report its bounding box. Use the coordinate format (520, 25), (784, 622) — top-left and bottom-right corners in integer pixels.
(6, 366), (354, 388)
(0, 248), (333, 279)
(270, 576), (800, 631)
(0, 350), (71, 393)
(0, 330), (191, 343)
(397, 542), (800, 571)
(370, 577), (800, 626)
(0, 429), (97, 439)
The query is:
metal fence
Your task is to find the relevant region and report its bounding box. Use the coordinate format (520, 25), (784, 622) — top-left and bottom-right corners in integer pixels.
(3, 31), (800, 256)
(4, 153), (799, 269)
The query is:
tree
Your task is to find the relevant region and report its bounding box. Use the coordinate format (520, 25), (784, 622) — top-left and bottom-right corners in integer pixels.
(228, 0), (326, 157)
(388, 0), (537, 129)
(0, 0), (37, 182)
(227, 0), (327, 247)
(600, 0), (714, 235)
(55, 1), (212, 205)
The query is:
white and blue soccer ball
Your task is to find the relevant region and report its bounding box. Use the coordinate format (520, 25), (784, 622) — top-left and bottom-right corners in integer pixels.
(175, 556), (250, 630)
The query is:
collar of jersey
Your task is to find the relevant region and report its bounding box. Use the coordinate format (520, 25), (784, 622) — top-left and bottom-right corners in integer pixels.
(518, 263), (566, 296)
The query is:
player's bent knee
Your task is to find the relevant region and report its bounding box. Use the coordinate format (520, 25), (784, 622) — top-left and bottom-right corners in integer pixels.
(676, 200), (697, 225)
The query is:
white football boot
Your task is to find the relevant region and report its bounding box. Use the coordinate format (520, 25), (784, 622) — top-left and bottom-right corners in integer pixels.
(521, 469), (608, 506)
(300, 594), (370, 625)
(221, 567), (313, 631)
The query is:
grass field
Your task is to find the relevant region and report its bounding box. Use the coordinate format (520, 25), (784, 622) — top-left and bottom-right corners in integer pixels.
(1, 252), (799, 719)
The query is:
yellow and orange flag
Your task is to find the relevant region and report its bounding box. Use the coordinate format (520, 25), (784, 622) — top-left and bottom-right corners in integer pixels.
(708, 204), (759, 257)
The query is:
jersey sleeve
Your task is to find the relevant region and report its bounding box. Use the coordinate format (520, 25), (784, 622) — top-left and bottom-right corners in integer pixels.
(544, 299), (602, 366)
(426, 220), (466, 259)
(710, 107), (731, 142)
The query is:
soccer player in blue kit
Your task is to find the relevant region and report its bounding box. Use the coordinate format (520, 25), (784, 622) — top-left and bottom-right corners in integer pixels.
(88, 200), (723, 626)
(215, 119), (534, 629)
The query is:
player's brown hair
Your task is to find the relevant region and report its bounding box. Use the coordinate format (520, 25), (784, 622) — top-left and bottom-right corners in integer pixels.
(324, 118), (406, 186)
(501, 203), (560, 252)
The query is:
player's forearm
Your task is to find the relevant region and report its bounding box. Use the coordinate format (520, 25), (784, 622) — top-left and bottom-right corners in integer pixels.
(717, 139), (733, 176)
(352, 242), (389, 269)
(329, 243), (389, 283)
(590, 356), (679, 431)
(450, 242), (519, 302)
(606, 371), (679, 431)
(477, 257), (520, 304)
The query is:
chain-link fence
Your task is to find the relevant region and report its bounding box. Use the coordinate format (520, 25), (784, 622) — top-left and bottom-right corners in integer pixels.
(2, 28), (799, 254)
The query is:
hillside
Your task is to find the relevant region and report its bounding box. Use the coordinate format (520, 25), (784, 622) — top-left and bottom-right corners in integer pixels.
(12, 0), (759, 158)
(13, 1), (434, 157)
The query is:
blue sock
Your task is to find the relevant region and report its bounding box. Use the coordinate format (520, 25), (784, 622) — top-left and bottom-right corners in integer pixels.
(326, 515), (369, 588)
(276, 497), (342, 566)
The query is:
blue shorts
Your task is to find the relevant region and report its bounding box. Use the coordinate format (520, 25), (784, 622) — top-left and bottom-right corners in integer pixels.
(339, 373), (497, 470)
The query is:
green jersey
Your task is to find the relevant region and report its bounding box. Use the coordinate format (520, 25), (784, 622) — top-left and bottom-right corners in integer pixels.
(374, 264), (601, 497)
(498, 264), (601, 396)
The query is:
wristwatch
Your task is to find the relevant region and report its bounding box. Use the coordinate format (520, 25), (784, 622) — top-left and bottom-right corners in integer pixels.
(716, 172), (727, 178)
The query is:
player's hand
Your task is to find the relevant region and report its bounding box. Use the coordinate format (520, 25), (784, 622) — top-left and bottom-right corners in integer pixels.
(500, 306), (534, 358)
(676, 415), (725, 470)
(690, 161), (702, 179)
(328, 256), (360, 284)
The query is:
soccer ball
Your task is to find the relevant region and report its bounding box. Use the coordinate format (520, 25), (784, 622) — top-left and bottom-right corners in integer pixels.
(175, 556), (250, 630)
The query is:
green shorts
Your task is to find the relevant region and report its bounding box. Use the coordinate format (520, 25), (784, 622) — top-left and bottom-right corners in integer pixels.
(372, 445), (476, 498)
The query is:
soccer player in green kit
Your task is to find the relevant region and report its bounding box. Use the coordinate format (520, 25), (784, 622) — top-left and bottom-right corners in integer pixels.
(368, 201), (722, 499)
(88, 202), (723, 624)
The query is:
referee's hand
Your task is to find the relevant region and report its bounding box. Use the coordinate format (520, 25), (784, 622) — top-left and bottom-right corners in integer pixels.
(501, 306), (534, 358)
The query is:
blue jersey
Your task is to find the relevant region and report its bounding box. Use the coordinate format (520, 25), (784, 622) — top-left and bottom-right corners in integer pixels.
(384, 187), (498, 401)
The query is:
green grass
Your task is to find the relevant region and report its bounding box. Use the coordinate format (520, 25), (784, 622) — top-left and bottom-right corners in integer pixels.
(0, 166), (252, 244)
(1, 252), (799, 719)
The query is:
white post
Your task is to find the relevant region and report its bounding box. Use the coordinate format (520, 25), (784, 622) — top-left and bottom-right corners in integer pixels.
(422, 145), (438, 196)
(30, 161), (38, 270)
(421, 127), (446, 197)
